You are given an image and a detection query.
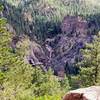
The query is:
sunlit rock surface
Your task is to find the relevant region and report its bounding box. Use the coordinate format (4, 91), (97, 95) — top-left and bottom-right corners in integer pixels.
(63, 86), (100, 100)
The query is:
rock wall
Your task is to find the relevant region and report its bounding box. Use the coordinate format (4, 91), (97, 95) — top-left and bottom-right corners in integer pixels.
(24, 16), (97, 77)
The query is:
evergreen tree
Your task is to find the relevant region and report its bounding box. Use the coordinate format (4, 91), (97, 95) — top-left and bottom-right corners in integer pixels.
(0, 3), (7, 90)
(77, 33), (100, 87)
(0, 5), (34, 100)
(32, 67), (61, 97)
(0, 4), (70, 100)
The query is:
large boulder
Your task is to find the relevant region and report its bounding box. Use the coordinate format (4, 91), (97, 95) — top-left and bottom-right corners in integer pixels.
(63, 86), (100, 100)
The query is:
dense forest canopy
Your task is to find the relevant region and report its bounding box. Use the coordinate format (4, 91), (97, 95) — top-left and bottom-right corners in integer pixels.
(0, 0), (100, 41)
(0, 0), (100, 100)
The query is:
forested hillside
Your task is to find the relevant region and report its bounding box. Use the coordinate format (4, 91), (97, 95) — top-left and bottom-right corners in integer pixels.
(0, 0), (100, 100)
(1, 0), (100, 40)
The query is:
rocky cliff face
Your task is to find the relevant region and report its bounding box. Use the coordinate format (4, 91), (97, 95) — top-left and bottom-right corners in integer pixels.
(25, 16), (99, 77)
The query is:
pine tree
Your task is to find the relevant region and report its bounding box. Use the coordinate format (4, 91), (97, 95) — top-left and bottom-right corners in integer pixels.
(0, 5), (34, 100)
(0, 4), (70, 99)
(77, 33), (100, 87)
(0, 12), (65, 99)
(0, 3), (7, 90)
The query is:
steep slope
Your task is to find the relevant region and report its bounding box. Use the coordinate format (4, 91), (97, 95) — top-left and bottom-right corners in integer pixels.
(25, 16), (99, 77)
(1, 0), (100, 41)
(1, 0), (100, 76)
